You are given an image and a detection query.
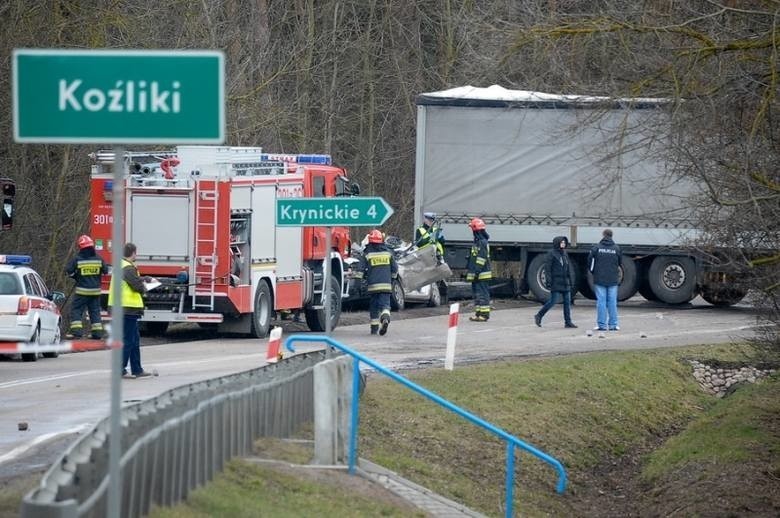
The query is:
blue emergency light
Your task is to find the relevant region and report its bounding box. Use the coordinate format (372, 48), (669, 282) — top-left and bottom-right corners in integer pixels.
(259, 153), (332, 165)
(0, 255), (32, 265)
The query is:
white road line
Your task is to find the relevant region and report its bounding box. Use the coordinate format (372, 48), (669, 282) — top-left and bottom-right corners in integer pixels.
(0, 371), (106, 389)
(0, 424), (90, 465)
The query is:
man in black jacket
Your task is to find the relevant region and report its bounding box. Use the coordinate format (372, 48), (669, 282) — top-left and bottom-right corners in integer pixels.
(534, 236), (577, 328)
(588, 228), (622, 331)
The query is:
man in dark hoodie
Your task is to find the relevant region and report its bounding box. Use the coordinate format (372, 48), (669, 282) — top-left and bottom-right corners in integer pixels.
(466, 218), (492, 321)
(354, 229), (398, 335)
(588, 228), (622, 331)
(534, 236), (577, 328)
(65, 235), (108, 339)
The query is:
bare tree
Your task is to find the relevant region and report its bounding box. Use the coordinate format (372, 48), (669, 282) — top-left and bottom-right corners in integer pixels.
(504, 0), (780, 348)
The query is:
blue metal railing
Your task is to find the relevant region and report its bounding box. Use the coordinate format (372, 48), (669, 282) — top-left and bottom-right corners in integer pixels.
(285, 335), (567, 518)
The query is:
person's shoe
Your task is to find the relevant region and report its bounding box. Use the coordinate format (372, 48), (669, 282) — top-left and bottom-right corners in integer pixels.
(379, 314), (390, 336)
(134, 371), (153, 379)
(370, 324), (379, 335)
(469, 314), (488, 322)
(122, 371), (136, 379)
(593, 326), (607, 331)
(565, 323), (578, 328)
(609, 326), (620, 331)
(534, 314), (542, 327)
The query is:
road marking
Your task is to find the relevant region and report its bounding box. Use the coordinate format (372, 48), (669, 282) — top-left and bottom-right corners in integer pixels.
(0, 424), (90, 465)
(0, 370), (105, 390)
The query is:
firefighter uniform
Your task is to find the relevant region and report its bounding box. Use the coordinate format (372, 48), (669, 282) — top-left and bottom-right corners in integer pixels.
(65, 236), (108, 339)
(414, 212), (445, 260)
(354, 230), (398, 335)
(466, 218), (492, 321)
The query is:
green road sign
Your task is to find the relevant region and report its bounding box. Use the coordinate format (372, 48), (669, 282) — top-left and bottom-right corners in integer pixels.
(12, 49), (225, 144)
(277, 197), (394, 227)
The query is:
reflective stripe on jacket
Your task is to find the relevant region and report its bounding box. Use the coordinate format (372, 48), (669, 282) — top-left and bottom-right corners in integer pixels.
(357, 243), (398, 293)
(466, 234), (492, 282)
(108, 259), (145, 311)
(65, 251), (107, 296)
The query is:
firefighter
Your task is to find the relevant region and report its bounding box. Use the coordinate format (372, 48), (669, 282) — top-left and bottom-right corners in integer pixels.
(65, 235), (109, 339)
(466, 218), (492, 321)
(414, 212), (445, 262)
(354, 229), (398, 335)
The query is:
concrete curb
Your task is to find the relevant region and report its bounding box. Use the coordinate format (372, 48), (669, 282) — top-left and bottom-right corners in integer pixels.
(357, 458), (487, 517)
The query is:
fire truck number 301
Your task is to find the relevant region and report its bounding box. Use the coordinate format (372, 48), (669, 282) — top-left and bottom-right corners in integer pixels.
(94, 214), (113, 225)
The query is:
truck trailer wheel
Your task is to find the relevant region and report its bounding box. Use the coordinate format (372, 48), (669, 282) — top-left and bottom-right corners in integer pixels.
(648, 256), (697, 304)
(527, 254), (579, 303)
(306, 276), (342, 332)
(251, 280), (273, 338)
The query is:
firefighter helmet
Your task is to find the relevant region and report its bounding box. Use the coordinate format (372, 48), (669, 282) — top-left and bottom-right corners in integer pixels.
(77, 235), (95, 249)
(367, 229), (384, 244)
(468, 218), (486, 231)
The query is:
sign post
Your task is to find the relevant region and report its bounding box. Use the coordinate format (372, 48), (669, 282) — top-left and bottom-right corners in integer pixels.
(277, 196), (394, 340)
(276, 197), (394, 227)
(13, 48), (225, 518)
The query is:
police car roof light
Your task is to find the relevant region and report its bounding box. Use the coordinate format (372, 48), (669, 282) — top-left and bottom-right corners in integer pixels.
(0, 255), (32, 265)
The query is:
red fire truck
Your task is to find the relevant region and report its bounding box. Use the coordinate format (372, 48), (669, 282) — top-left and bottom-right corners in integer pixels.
(89, 146), (358, 337)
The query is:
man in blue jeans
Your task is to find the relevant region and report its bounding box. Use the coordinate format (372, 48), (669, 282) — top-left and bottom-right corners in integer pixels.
(108, 242), (152, 379)
(588, 229), (622, 331)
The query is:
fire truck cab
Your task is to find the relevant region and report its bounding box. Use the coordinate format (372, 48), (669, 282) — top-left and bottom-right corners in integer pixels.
(89, 146), (357, 337)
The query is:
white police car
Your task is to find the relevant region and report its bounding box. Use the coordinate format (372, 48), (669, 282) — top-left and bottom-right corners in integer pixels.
(0, 255), (65, 361)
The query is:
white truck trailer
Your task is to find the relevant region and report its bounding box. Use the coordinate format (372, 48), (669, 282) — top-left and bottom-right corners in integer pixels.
(414, 85), (745, 306)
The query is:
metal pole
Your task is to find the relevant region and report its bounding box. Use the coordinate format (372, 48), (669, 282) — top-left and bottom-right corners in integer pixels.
(324, 228), (332, 337)
(108, 147), (125, 518)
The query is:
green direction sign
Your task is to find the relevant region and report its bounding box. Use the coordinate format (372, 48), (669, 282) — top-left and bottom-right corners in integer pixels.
(277, 197), (394, 227)
(12, 49), (224, 144)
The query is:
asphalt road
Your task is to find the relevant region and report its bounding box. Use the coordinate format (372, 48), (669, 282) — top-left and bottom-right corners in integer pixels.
(0, 296), (759, 481)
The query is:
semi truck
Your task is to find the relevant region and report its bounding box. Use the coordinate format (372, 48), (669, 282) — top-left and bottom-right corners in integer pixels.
(90, 146), (358, 337)
(414, 85), (746, 306)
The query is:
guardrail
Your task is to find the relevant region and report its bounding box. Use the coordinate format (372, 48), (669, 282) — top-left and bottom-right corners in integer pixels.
(20, 350), (326, 518)
(286, 335), (568, 518)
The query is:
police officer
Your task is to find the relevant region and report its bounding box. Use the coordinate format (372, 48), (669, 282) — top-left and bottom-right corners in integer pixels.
(466, 218), (492, 321)
(65, 235), (108, 339)
(588, 228), (622, 331)
(415, 212), (445, 262)
(354, 229), (398, 335)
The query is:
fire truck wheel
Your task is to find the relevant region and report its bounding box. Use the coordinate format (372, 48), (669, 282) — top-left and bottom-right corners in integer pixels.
(305, 275), (342, 332)
(251, 280), (273, 338)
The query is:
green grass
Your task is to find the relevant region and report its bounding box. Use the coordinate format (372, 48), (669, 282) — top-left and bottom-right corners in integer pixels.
(643, 374), (780, 480)
(359, 343), (776, 516)
(149, 458), (422, 518)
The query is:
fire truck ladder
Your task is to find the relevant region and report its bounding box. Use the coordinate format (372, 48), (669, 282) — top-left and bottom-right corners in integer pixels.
(193, 180), (219, 310)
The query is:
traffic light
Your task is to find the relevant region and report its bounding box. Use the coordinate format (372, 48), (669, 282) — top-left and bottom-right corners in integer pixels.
(1, 178), (15, 231)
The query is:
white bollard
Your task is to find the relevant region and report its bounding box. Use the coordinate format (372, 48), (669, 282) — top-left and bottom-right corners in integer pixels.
(445, 303), (459, 371)
(266, 327), (283, 363)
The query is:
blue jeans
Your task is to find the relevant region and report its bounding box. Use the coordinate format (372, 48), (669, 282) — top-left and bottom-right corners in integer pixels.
(122, 314), (143, 375)
(594, 284), (618, 330)
(537, 291), (573, 325)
